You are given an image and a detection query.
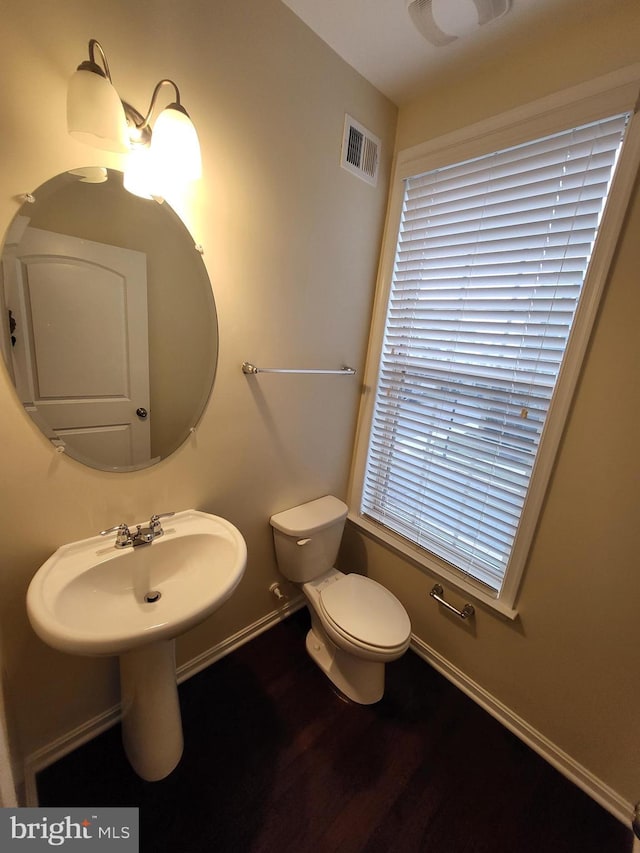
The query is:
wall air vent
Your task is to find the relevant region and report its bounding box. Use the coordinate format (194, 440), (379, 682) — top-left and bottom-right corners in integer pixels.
(341, 115), (380, 187)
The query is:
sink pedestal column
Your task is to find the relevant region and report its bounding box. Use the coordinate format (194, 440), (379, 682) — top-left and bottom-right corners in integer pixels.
(119, 639), (183, 781)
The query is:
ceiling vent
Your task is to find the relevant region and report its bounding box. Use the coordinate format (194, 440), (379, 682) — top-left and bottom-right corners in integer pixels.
(407, 0), (511, 47)
(341, 115), (380, 187)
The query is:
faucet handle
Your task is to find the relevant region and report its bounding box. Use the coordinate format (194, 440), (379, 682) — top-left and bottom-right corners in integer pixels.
(150, 512), (175, 535)
(100, 523), (132, 548)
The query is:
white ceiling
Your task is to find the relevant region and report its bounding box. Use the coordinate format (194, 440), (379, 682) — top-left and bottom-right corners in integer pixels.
(280, 0), (565, 105)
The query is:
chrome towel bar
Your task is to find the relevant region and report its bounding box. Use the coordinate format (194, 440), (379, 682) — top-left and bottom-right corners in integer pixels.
(430, 584), (475, 620)
(242, 361), (356, 376)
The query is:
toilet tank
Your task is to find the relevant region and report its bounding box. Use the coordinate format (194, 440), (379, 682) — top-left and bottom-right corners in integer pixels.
(270, 496), (348, 583)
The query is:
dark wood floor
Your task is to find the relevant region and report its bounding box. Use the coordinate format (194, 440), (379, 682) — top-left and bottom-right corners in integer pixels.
(37, 610), (632, 852)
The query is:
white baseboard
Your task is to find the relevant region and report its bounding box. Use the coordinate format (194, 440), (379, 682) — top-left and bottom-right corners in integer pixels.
(176, 596), (304, 684)
(23, 597), (304, 806)
(410, 634), (633, 830)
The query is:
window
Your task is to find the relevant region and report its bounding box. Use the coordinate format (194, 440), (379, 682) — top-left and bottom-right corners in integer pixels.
(350, 74), (640, 614)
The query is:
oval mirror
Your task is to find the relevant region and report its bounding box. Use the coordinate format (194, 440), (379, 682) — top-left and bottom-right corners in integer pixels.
(0, 168), (218, 471)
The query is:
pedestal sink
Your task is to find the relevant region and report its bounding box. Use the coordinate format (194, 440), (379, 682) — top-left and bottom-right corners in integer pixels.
(27, 509), (247, 781)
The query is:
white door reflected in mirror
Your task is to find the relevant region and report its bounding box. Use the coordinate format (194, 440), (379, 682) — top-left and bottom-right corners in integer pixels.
(6, 227), (152, 468)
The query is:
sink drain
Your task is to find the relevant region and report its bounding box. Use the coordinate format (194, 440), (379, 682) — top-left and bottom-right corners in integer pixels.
(144, 590), (161, 603)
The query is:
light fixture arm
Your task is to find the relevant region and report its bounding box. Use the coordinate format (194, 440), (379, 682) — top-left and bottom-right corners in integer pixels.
(139, 79), (183, 130)
(77, 38), (113, 81)
(125, 79), (189, 148)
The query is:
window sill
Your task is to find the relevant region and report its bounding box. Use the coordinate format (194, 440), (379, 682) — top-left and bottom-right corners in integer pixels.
(346, 513), (520, 621)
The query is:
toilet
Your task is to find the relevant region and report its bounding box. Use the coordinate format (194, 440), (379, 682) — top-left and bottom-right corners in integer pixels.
(270, 495), (411, 704)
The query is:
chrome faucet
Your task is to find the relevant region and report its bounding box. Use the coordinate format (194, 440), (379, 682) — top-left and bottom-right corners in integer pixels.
(100, 513), (175, 548)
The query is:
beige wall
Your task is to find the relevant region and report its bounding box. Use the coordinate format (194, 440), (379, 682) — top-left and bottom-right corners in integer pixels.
(347, 0), (640, 812)
(0, 0), (396, 768)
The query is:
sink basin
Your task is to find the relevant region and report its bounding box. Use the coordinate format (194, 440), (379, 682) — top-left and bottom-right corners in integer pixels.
(28, 509), (246, 656)
(27, 510), (247, 655)
(26, 509), (247, 781)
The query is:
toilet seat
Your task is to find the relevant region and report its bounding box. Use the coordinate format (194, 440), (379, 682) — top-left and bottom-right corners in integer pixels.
(317, 574), (411, 651)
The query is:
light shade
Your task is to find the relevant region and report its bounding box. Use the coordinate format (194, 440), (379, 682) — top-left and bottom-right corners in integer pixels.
(67, 67), (130, 153)
(431, 0), (479, 37)
(407, 0), (511, 46)
(150, 105), (202, 186)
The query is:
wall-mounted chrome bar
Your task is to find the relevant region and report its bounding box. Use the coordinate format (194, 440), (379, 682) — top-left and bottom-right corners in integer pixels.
(242, 361), (356, 376)
(429, 584), (475, 620)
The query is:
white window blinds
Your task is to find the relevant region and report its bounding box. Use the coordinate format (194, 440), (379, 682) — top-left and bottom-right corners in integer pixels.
(361, 113), (629, 593)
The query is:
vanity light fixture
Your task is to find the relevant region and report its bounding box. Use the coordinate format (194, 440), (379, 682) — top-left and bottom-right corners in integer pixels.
(67, 39), (202, 198)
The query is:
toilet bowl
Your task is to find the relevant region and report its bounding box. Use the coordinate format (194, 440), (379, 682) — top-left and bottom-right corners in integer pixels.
(270, 496), (411, 704)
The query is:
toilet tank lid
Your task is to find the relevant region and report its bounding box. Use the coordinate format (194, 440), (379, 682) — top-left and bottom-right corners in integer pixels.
(270, 495), (348, 536)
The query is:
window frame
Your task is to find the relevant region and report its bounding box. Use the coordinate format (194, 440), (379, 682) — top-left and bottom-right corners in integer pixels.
(348, 67), (640, 617)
